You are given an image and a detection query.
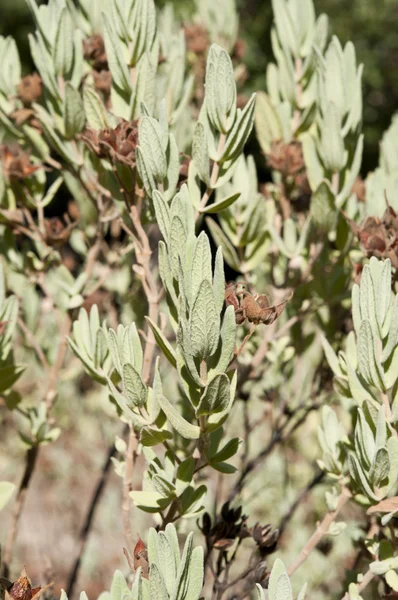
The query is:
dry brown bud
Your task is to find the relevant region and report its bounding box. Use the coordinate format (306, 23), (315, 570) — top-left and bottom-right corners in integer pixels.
(17, 74), (42, 107)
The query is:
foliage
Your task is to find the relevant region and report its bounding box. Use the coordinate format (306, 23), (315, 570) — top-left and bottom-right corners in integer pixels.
(0, 0), (398, 599)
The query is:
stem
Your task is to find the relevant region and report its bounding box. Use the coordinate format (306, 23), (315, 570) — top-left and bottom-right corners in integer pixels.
(1, 446), (39, 578)
(341, 569), (376, 600)
(129, 206), (159, 384)
(17, 317), (49, 370)
(66, 436), (120, 598)
(293, 57), (303, 132)
(44, 312), (72, 412)
(122, 426), (138, 556)
(287, 487), (351, 576)
(195, 134), (227, 219)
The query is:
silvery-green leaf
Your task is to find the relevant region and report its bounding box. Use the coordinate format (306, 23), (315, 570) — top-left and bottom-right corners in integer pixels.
(275, 572), (293, 600)
(221, 94), (256, 164)
(145, 317), (177, 368)
(302, 133), (323, 191)
(348, 452), (378, 500)
(110, 570), (130, 600)
(200, 192), (241, 214)
(255, 91), (283, 155)
(153, 190), (171, 243)
(190, 280), (220, 359)
(53, 7), (74, 77)
(149, 564), (168, 600)
(180, 546), (204, 600)
(136, 146), (156, 198)
(272, 0), (299, 57)
(169, 216), (187, 279)
(139, 116), (167, 180)
(370, 447), (390, 488)
(212, 306), (236, 374)
(321, 336), (344, 378)
(337, 134), (364, 205)
(102, 12), (131, 93)
(156, 532), (177, 595)
(157, 395), (200, 440)
(64, 83), (85, 138)
(213, 247), (225, 315)
(205, 218), (240, 271)
(357, 319), (386, 392)
(319, 102), (346, 173)
(123, 363), (147, 408)
(196, 373), (230, 417)
(192, 123), (210, 186)
(164, 134), (180, 202)
(268, 559), (288, 600)
(310, 180), (336, 231)
(382, 295), (398, 362)
(191, 232), (212, 302)
(83, 87), (109, 130)
(355, 408), (375, 469)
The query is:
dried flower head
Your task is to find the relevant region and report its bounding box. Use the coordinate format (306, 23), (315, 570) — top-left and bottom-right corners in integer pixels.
(83, 35), (108, 71)
(17, 74), (42, 107)
(184, 24), (209, 55)
(1, 568), (51, 600)
(346, 206), (398, 269)
(267, 140), (305, 178)
(43, 215), (77, 247)
(93, 70), (112, 97)
(81, 120), (139, 167)
(198, 502), (250, 550)
(0, 146), (41, 181)
(250, 523), (279, 556)
(225, 282), (292, 326)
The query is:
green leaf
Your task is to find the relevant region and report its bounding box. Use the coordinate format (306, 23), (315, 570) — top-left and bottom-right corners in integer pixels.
(64, 83), (85, 138)
(196, 373), (230, 417)
(157, 395), (200, 440)
(190, 280), (220, 359)
(140, 427), (173, 447)
(210, 437), (241, 463)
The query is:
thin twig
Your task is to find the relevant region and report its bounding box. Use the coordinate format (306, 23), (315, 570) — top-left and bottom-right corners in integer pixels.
(17, 317), (49, 370)
(66, 435), (121, 598)
(122, 426), (138, 555)
(44, 313), (72, 411)
(287, 486), (352, 576)
(195, 134), (227, 219)
(1, 446), (39, 578)
(278, 471), (324, 537)
(341, 569), (376, 600)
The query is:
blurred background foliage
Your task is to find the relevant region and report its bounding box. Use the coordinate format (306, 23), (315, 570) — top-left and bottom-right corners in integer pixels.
(3, 0), (398, 175)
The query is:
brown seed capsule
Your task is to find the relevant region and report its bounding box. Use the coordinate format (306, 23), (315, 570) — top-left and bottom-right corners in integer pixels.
(133, 535), (150, 579)
(17, 74), (42, 107)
